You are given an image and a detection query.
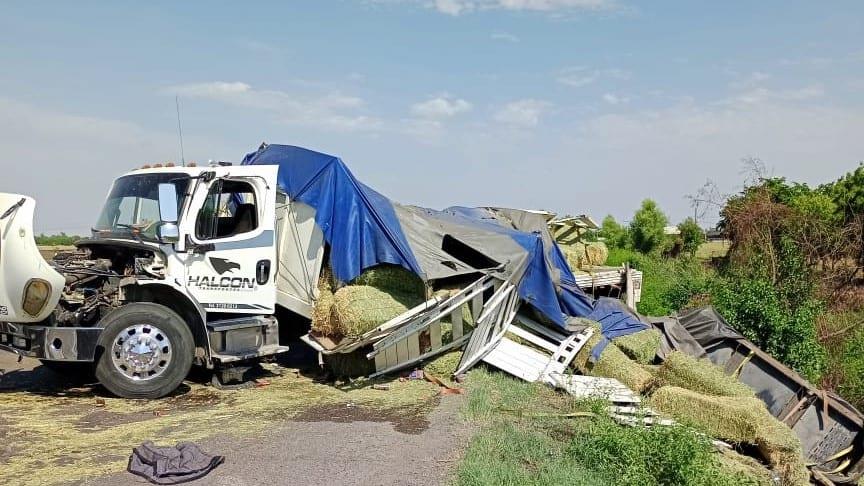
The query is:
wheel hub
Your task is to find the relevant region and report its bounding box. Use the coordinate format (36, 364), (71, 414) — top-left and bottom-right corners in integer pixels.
(111, 324), (172, 381)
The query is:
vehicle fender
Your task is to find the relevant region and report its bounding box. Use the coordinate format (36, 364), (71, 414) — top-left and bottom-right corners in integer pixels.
(122, 280), (213, 366)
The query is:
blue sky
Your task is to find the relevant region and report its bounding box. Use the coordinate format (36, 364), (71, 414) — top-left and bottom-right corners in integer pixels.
(1, 1), (863, 233)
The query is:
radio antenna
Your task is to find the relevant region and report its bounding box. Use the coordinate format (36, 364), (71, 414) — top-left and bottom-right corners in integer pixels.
(175, 95), (186, 167)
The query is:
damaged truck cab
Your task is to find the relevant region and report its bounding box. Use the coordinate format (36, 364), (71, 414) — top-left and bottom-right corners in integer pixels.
(0, 163), (320, 398)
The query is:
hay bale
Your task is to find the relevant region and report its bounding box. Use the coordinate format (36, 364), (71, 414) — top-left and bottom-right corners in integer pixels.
(313, 265), (426, 339)
(331, 285), (425, 338)
(648, 386), (807, 484)
(311, 267), (338, 336)
(655, 351), (755, 398)
(574, 328), (655, 393)
(612, 329), (661, 364)
(349, 265), (425, 295)
(561, 242), (609, 270)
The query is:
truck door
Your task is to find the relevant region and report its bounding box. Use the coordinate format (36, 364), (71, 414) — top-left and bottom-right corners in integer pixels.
(183, 166), (279, 314)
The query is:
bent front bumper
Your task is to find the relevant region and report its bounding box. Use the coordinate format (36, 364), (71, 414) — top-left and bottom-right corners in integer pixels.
(0, 322), (103, 361)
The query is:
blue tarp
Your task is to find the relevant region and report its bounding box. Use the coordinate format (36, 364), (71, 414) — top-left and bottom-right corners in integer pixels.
(242, 144), (422, 283)
(242, 143), (644, 344)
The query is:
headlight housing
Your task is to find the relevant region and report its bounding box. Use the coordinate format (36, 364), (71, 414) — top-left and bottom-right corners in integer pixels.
(22, 279), (51, 317)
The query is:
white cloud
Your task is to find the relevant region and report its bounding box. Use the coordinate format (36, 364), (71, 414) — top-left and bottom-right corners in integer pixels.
(164, 81), (378, 131)
(494, 99), (550, 126)
(411, 95), (473, 118)
(557, 67), (630, 88)
(434, 0), (470, 15)
(490, 32), (520, 42)
(602, 93), (629, 105)
(723, 85), (824, 106)
(428, 0), (617, 15)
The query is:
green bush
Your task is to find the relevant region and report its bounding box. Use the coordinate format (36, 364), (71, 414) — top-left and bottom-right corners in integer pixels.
(599, 215), (629, 249)
(711, 274), (826, 383)
(677, 218), (706, 255)
(629, 200), (669, 254)
(566, 414), (756, 486)
(35, 233), (82, 246)
(606, 249), (714, 316)
(837, 328), (864, 407)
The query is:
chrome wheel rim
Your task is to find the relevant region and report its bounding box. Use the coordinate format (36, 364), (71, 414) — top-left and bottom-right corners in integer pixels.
(111, 324), (172, 381)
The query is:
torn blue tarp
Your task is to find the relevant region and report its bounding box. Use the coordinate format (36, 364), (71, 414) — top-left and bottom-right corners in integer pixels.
(242, 144), (422, 283)
(241, 143), (641, 338)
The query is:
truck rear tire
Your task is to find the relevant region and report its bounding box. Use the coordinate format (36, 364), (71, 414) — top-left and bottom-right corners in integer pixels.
(95, 303), (194, 399)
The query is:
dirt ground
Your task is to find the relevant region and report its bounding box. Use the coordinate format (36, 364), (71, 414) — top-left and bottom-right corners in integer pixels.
(0, 349), (471, 486)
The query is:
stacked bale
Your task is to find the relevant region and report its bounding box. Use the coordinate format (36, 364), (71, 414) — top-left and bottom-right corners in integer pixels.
(654, 351), (754, 398)
(611, 328), (661, 365)
(311, 265), (426, 339)
(560, 241), (609, 270)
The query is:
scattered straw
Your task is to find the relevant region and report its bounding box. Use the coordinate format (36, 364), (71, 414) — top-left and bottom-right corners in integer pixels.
(0, 367), (439, 486)
(655, 351), (754, 398)
(612, 329), (661, 364)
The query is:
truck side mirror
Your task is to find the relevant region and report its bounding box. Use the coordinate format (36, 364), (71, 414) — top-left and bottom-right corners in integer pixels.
(157, 183), (180, 244)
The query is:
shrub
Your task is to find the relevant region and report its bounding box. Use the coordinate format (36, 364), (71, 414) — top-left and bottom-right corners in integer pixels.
(677, 218), (705, 255)
(629, 200), (668, 254)
(599, 215), (629, 249)
(711, 274), (826, 383)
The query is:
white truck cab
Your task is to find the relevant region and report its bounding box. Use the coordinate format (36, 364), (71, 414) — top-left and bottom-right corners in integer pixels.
(0, 163), (325, 398)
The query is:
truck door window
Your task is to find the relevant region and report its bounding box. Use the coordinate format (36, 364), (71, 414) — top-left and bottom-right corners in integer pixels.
(195, 179), (259, 240)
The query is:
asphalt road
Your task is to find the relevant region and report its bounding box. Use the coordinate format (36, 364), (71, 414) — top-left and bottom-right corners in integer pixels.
(0, 352), (471, 486)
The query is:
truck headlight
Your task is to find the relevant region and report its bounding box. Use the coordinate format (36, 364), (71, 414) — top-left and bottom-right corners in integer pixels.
(22, 279), (51, 317)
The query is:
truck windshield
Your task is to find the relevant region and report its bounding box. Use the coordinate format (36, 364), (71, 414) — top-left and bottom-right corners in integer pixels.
(94, 173), (190, 240)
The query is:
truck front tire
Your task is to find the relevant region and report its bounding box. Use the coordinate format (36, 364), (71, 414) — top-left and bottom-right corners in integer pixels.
(95, 303), (194, 399)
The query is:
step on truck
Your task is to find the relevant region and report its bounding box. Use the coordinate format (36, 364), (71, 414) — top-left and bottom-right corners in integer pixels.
(0, 162), (329, 398)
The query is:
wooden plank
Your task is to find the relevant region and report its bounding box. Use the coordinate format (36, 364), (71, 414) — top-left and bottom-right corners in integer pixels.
(624, 264), (635, 309)
(374, 352), (387, 372)
(549, 374), (641, 404)
(430, 322), (443, 349)
(396, 339), (410, 364)
(451, 304), (463, 339)
(506, 325), (559, 353)
(407, 334), (421, 360)
(369, 332), (472, 378)
(516, 314), (568, 342)
(471, 293), (483, 327)
(385, 345), (399, 368)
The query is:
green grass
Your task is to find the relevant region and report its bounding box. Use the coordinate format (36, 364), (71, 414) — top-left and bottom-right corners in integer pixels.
(695, 240), (731, 261)
(455, 368), (769, 486)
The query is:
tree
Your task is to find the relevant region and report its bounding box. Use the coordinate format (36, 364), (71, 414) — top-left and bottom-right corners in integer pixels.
(629, 200), (668, 254)
(598, 215), (629, 248)
(677, 218), (705, 255)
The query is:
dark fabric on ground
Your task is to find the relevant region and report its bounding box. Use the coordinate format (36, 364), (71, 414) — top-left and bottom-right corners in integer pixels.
(128, 441), (224, 484)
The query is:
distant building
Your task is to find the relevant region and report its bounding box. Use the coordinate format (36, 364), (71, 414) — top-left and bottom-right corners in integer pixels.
(664, 226), (681, 236)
